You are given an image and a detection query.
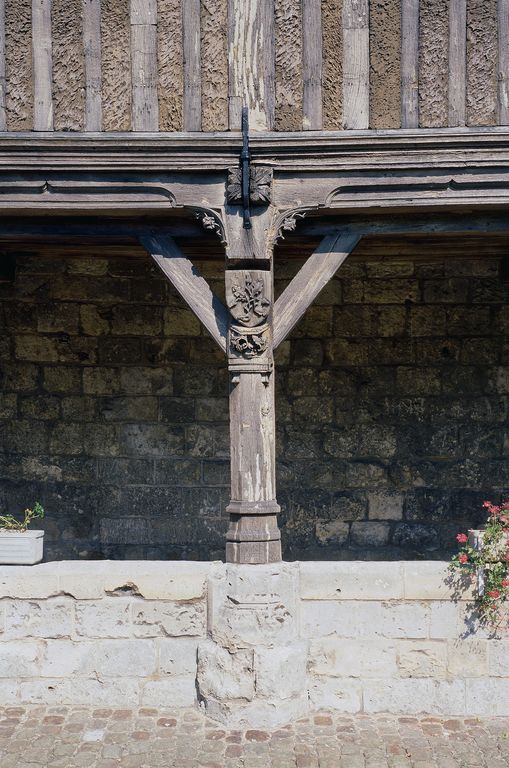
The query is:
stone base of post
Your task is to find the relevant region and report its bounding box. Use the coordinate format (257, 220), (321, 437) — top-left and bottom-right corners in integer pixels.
(226, 502), (282, 564)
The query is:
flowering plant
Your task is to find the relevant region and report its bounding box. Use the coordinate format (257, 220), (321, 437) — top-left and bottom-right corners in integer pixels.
(450, 501), (509, 630)
(0, 502), (44, 533)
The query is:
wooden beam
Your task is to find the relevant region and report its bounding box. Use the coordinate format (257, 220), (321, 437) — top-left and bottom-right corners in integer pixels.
(401, 0), (419, 128)
(342, 0), (369, 129)
(83, 0), (102, 131)
(32, 0), (53, 130)
(183, 0), (201, 131)
(499, 0), (509, 125)
(0, 0), (6, 131)
(448, 0), (466, 127)
(273, 231), (360, 348)
(139, 231), (228, 352)
(302, 0), (323, 130)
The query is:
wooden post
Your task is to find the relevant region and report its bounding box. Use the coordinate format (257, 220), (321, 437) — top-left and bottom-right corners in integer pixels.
(225, 268), (281, 564)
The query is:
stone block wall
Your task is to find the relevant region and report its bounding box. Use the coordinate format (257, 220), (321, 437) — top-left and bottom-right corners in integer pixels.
(0, 561), (507, 726)
(0, 249), (508, 560)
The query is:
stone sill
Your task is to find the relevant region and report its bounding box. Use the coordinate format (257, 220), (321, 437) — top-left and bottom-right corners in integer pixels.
(0, 560), (474, 602)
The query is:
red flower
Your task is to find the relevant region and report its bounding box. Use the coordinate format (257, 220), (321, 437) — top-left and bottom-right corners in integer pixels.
(502, 501), (509, 510)
(500, 515), (508, 524)
(487, 590), (501, 599)
(458, 553), (469, 564)
(502, 580), (509, 588)
(456, 533), (468, 544)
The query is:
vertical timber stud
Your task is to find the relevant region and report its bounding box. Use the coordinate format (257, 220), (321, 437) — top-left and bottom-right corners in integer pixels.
(225, 268), (281, 564)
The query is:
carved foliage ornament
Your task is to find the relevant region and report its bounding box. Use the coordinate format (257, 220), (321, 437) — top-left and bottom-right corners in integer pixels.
(226, 272), (272, 370)
(227, 167), (273, 205)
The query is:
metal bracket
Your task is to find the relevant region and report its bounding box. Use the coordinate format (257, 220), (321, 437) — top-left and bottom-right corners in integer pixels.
(241, 107), (251, 230)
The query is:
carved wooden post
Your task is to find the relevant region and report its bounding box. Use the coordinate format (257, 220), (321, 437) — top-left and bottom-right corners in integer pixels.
(225, 269), (281, 564)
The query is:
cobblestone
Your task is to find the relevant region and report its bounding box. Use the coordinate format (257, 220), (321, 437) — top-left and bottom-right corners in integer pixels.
(0, 707), (508, 767)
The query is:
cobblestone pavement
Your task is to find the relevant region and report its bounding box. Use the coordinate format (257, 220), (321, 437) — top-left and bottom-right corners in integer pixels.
(1, 706), (509, 768)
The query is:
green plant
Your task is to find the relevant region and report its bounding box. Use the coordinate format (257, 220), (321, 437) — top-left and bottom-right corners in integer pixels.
(450, 501), (509, 630)
(0, 502), (44, 533)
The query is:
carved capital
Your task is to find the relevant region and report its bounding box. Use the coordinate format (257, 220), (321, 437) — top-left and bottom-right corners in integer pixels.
(226, 167), (273, 205)
(226, 270), (273, 374)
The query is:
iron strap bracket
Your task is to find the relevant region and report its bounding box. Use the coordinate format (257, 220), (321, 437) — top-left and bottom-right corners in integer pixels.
(241, 107), (251, 230)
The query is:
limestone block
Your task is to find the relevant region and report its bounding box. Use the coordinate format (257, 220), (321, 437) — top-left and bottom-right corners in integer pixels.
(363, 679), (435, 714)
(141, 676), (197, 708)
(488, 641), (509, 676)
(75, 600), (131, 638)
(254, 643), (308, 699)
(158, 638), (199, 676)
(40, 640), (93, 677)
(300, 562), (404, 600)
(93, 640), (156, 678)
(368, 491), (404, 520)
(397, 641), (447, 678)
(403, 563), (475, 600)
(197, 639), (255, 700)
(203, 696), (309, 729)
(429, 680), (466, 716)
(0, 566), (59, 599)
(466, 679), (509, 716)
(132, 600), (206, 638)
(301, 601), (356, 638)
(428, 602), (463, 639)
(209, 564), (300, 649)
(19, 678), (140, 706)
(0, 641), (42, 677)
(0, 679), (19, 704)
(0, 601), (4, 633)
(447, 640), (488, 677)
(308, 678), (362, 713)
(5, 600), (72, 639)
(309, 638), (397, 679)
(374, 603), (429, 639)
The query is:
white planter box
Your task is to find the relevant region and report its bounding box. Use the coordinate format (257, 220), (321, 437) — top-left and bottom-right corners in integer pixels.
(0, 530), (44, 565)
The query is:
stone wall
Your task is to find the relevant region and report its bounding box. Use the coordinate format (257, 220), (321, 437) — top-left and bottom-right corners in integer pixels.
(0, 561), (507, 727)
(0, 249), (507, 560)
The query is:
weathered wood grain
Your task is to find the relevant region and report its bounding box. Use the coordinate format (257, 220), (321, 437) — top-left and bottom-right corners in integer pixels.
(400, 0), (418, 128)
(321, 0), (342, 130)
(499, 0), (509, 124)
(274, 0), (303, 131)
(0, 0), (6, 130)
(32, 0), (53, 130)
(418, 0), (448, 127)
(370, 0), (401, 129)
(201, 0), (228, 131)
(228, 0), (275, 130)
(273, 232), (360, 348)
(302, 0), (321, 129)
(5, 0), (32, 130)
(83, 0), (102, 131)
(342, 0), (369, 129)
(183, 0), (201, 130)
(131, 0), (159, 132)
(466, 0), (497, 126)
(448, 0), (466, 127)
(101, 0), (131, 131)
(140, 232), (228, 352)
(52, 0), (85, 131)
(157, 0), (183, 131)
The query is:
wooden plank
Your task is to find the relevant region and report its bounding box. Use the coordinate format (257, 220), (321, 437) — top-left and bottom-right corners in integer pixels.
(131, 0), (159, 133)
(448, 0), (466, 127)
(401, 0), (419, 128)
(0, 0), (6, 131)
(227, 0), (275, 131)
(183, 0), (201, 131)
(32, 0), (53, 130)
(273, 232), (360, 348)
(302, 0), (322, 129)
(342, 0), (369, 129)
(499, 0), (509, 124)
(140, 232), (228, 352)
(83, 0), (102, 131)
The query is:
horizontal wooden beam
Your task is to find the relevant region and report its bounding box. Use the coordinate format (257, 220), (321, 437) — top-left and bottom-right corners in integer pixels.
(140, 232), (228, 353)
(273, 231), (360, 348)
